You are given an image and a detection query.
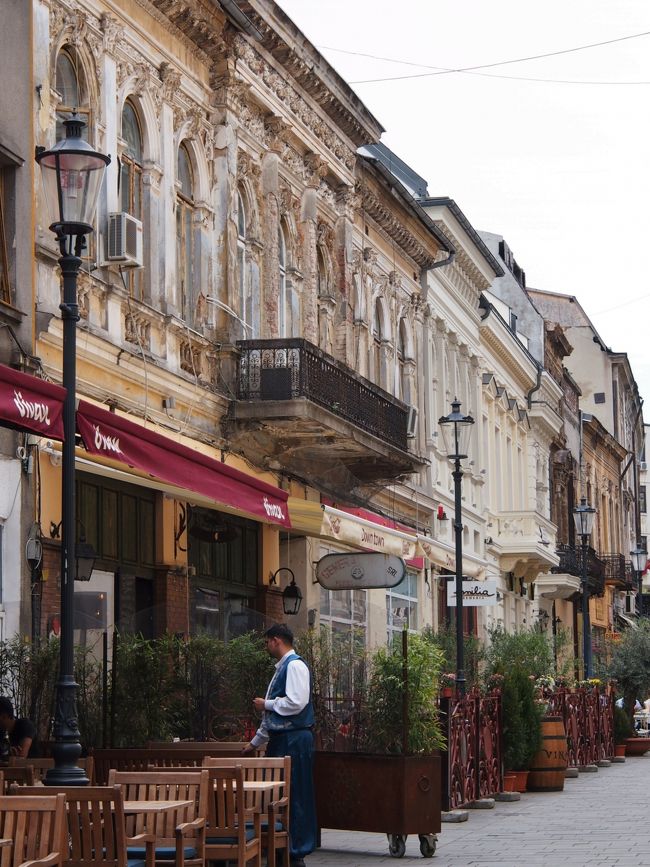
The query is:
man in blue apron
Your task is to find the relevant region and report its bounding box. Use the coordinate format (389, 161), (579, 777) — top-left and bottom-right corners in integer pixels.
(244, 623), (316, 867)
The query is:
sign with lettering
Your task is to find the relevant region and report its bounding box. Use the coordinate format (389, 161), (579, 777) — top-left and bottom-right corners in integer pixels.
(315, 552), (406, 590)
(447, 579), (498, 607)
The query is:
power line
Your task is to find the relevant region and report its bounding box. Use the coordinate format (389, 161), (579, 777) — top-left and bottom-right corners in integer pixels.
(593, 292), (650, 316)
(318, 29), (650, 84)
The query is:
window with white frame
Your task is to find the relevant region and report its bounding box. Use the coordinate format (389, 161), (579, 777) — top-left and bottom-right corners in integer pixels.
(55, 48), (90, 141)
(120, 100), (144, 299)
(320, 580), (367, 693)
(386, 570), (418, 644)
(278, 222), (287, 336)
(237, 190), (257, 337)
(176, 143), (194, 321)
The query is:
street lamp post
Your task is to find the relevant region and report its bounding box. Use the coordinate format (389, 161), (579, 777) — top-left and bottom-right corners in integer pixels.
(573, 497), (596, 680)
(36, 115), (109, 785)
(631, 545), (647, 617)
(439, 398), (474, 696)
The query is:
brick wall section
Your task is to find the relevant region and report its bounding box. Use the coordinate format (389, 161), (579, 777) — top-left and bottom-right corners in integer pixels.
(39, 540), (61, 638)
(256, 586), (285, 627)
(157, 570), (189, 636)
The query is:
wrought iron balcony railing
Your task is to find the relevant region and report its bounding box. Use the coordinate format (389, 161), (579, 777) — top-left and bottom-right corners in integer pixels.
(237, 339), (409, 451)
(552, 543), (606, 596)
(601, 553), (636, 590)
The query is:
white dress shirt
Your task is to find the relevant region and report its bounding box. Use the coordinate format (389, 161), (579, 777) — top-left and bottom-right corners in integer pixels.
(250, 650), (310, 747)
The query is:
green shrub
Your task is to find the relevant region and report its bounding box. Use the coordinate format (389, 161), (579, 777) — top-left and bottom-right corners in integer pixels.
(364, 633), (446, 755)
(607, 620), (650, 722)
(422, 625), (485, 691)
(613, 705), (635, 744)
(500, 665), (543, 771)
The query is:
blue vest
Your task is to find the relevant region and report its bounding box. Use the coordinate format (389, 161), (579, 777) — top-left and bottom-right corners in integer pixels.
(266, 652), (314, 733)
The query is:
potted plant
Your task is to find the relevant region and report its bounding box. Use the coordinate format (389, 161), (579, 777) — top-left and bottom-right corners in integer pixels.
(311, 631), (444, 857)
(439, 672), (456, 698)
(613, 705), (634, 757)
(607, 621), (650, 757)
(499, 667), (543, 791)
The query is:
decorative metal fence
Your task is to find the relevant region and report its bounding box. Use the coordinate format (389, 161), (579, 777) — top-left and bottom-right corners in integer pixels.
(441, 690), (502, 811)
(548, 687), (614, 767)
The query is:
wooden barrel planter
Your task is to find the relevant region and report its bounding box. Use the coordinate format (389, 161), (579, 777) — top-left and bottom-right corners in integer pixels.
(527, 715), (568, 792)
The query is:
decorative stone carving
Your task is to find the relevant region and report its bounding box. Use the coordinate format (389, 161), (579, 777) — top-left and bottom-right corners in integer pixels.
(238, 151), (261, 183)
(100, 12), (122, 55)
(50, 0), (89, 47)
(180, 339), (202, 376)
(124, 310), (151, 350)
(159, 62), (181, 103)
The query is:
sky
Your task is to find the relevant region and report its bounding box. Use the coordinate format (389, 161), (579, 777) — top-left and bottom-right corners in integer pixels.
(278, 0), (650, 407)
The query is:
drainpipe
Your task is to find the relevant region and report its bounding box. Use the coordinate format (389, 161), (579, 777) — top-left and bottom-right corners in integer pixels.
(526, 363), (543, 411)
(620, 397), (644, 544)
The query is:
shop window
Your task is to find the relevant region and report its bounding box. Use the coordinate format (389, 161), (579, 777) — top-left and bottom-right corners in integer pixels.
(176, 143), (194, 321)
(319, 578), (367, 694)
(386, 570), (418, 644)
(188, 508), (259, 592)
(120, 100), (144, 299)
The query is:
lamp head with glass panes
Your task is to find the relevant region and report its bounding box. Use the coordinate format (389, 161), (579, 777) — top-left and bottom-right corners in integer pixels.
(35, 114), (110, 237)
(438, 398), (474, 461)
(631, 546), (647, 575)
(572, 497), (596, 540)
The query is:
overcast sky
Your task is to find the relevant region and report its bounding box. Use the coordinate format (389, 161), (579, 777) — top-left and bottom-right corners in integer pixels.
(279, 0), (650, 407)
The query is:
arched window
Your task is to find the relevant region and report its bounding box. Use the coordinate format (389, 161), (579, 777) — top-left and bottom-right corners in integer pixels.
(120, 101), (143, 299)
(55, 48), (89, 140)
(371, 297), (383, 385)
(278, 223), (287, 336)
(317, 247), (328, 297)
(397, 318), (408, 400)
(237, 190), (255, 337)
(176, 143), (194, 321)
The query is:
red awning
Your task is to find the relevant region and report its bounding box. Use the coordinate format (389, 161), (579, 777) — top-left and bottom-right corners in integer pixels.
(76, 401), (290, 527)
(0, 363), (66, 440)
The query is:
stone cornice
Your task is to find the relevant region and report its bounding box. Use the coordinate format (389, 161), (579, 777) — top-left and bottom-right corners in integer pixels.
(235, 0), (384, 146)
(355, 180), (439, 270)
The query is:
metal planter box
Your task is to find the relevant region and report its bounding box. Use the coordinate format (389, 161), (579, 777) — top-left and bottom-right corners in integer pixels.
(314, 751), (441, 835)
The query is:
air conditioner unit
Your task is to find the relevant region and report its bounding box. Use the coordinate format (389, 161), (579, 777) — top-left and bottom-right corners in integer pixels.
(106, 212), (143, 268)
(640, 461), (648, 471)
(406, 405), (418, 438)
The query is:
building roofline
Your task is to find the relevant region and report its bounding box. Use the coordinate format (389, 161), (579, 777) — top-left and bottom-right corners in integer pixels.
(418, 197), (504, 277)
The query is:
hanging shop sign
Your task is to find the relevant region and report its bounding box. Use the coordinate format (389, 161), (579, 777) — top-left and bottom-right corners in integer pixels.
(315, 552), (406, 590)
(447, 579), (498, 607)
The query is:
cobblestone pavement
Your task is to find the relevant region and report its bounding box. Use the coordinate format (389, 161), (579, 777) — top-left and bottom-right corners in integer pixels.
(307, 754), (650, 866)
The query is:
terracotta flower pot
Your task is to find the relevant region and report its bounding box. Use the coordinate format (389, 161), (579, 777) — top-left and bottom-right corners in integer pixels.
(505, 769), (529, 792)
(440, 687), (454, 698)
(614, 743), (626, 757)
(624, 737), (650, 756)
(502, 773), (517, 792)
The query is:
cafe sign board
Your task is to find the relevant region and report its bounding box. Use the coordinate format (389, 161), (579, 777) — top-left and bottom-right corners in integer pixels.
(447, 579), (498, 607)
(315, 552), (406, 590)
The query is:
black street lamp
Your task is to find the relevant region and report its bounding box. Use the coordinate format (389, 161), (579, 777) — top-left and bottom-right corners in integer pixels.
(439, 398), (474, 696)
(36, 115), (109, 785)
(573, 497), (596, 679)
(631, 545), (647, 616)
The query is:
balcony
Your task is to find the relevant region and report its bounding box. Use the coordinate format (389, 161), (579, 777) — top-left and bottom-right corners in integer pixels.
(489, 510), (559, 577)
(550, 544), (606, 597)
(226, 339), (422, 498)
(601, 553), (636, 591)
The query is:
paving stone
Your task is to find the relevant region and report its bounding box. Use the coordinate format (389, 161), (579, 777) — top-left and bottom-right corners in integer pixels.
(565, 767), (579, 777)
(495, 791), (521, 801)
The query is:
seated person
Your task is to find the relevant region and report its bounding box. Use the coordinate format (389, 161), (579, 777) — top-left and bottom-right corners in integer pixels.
(0, 697), (38, 758)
